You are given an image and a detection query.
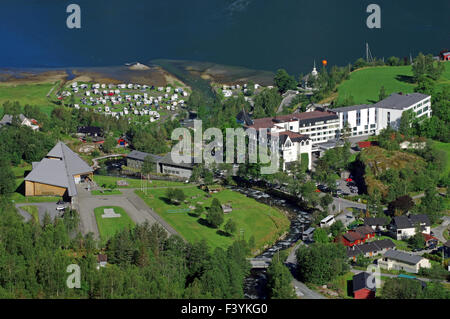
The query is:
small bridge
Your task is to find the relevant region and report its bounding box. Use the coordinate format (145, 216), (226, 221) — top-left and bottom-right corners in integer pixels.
(92, 154), (126, 169)
(247, 258), (272, 269)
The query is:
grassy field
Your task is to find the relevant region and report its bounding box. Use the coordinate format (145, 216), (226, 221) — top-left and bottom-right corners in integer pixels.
(0, 82), (57, 116)
(94, 206), (135, 242)
(19, 205), (39, 222)
(136, 187), (290, 252)
(336, 62), (450, 105)
(433, 141), (450, 178)
(93, 175), (186, 189)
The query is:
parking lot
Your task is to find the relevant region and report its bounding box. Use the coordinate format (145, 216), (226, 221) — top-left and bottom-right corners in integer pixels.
(16, 202), (66, 223)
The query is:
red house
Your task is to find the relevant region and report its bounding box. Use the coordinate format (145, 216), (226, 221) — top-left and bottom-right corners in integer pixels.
(441, 51), (450, 61)
(337, 225), (375, 247)
(353, 272), (376, 299)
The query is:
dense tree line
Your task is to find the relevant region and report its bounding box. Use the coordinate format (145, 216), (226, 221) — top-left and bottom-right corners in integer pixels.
(0, 199), (252, 299)
(296, 243), (348, 285)
(266, 254), (296, 299)
(381, 277), (449, 299)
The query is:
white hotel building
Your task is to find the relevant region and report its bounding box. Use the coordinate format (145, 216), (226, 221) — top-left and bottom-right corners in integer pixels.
(241, 92), (432, 172)
(333, 93), (432, 137)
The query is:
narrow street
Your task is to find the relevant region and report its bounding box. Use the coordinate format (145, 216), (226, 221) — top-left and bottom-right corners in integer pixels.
(284, 243), (327, 299)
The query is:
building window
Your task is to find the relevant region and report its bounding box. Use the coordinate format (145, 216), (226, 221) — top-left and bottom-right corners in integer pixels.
(387, 112), (391, 125)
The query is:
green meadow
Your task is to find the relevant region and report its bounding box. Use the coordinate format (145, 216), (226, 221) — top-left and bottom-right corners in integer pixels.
(0, 82), (57, 116)
(337, 62), (450, 105)
(94, 206), (135, 242)
(136, 187), (290, 252)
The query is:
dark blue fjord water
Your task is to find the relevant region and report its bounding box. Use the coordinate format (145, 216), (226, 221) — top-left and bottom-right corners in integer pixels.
(0, 0), (449, 74)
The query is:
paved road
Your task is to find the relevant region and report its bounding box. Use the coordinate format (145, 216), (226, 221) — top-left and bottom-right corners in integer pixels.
(16, 202), (60, 223)
(75, 184), (180, 240)
(285, 243), (327, 299)
(330, 197), (366, 215)
(432, 216), (450, 243)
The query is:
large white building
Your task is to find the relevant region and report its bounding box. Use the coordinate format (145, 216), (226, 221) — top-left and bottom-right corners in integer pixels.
(240, 92), (432, 172)
(244, 110), (340, 171)
(333, 93), (432, 137)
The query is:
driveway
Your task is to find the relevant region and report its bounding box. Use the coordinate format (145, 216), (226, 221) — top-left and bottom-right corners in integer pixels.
(285, 242), (327, 299)
(432, 216), (450, 243)
(74, 184), (180, 240)
(16, 202), (60, 224)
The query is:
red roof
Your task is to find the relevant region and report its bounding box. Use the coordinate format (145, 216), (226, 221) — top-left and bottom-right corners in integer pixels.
(357, 141), (373, 149)
(422, 233), (437, 242)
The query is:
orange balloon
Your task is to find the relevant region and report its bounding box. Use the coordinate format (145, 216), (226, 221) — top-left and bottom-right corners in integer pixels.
(322, 60), (328, 66)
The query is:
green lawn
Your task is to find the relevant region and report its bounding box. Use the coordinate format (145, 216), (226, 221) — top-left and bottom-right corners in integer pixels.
(336, 62), (450, 105)
(433, 140), (450, 178)
(19, 205), (39, 222)
(0, 82), (57, 116)
(328, 271), (354, 299)
(94, 206), (135, 242)
(91, 190), (123, 196)
(93, 175), (186, 189)
(10, 192), (61, 204)
(135, 187), (290, 252)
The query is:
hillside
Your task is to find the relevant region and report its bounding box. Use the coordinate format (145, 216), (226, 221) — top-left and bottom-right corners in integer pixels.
(359, 146), (426, 197)
(336, 62), (450, 105)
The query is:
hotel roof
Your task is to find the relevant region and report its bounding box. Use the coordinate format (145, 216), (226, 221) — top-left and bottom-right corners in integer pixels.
(374, 93), (429, 110)
(332, 93), (430, 113)
(246, 111), (338, 130)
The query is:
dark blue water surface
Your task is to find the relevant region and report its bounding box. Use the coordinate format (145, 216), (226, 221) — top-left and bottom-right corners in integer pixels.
(0, 0), (448, 74)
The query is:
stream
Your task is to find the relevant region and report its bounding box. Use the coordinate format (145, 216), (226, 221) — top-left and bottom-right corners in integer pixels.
(96, 159), (312, 299)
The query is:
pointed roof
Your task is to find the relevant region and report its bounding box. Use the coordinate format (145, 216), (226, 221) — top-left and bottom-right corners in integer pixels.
(25, 142), (93, 197)
(46, 142), (93, 176)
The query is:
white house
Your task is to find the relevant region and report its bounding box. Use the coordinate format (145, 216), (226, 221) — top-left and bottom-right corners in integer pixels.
(378, 250), (431, 274)
(390, 215), (431, 240)
(0, 114), (39, 131)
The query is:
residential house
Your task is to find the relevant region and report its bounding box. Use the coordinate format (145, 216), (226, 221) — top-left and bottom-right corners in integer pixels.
(0, 114), (39, 131)
(347, 239), (396, 261)
(390, 215), (431, 240)
(77, 126), (104, 142)
(338, 225), (375, 247)
(364, 217), (389, 232)
(378, 250), (431, 274)
(352, 272), (376, 299)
